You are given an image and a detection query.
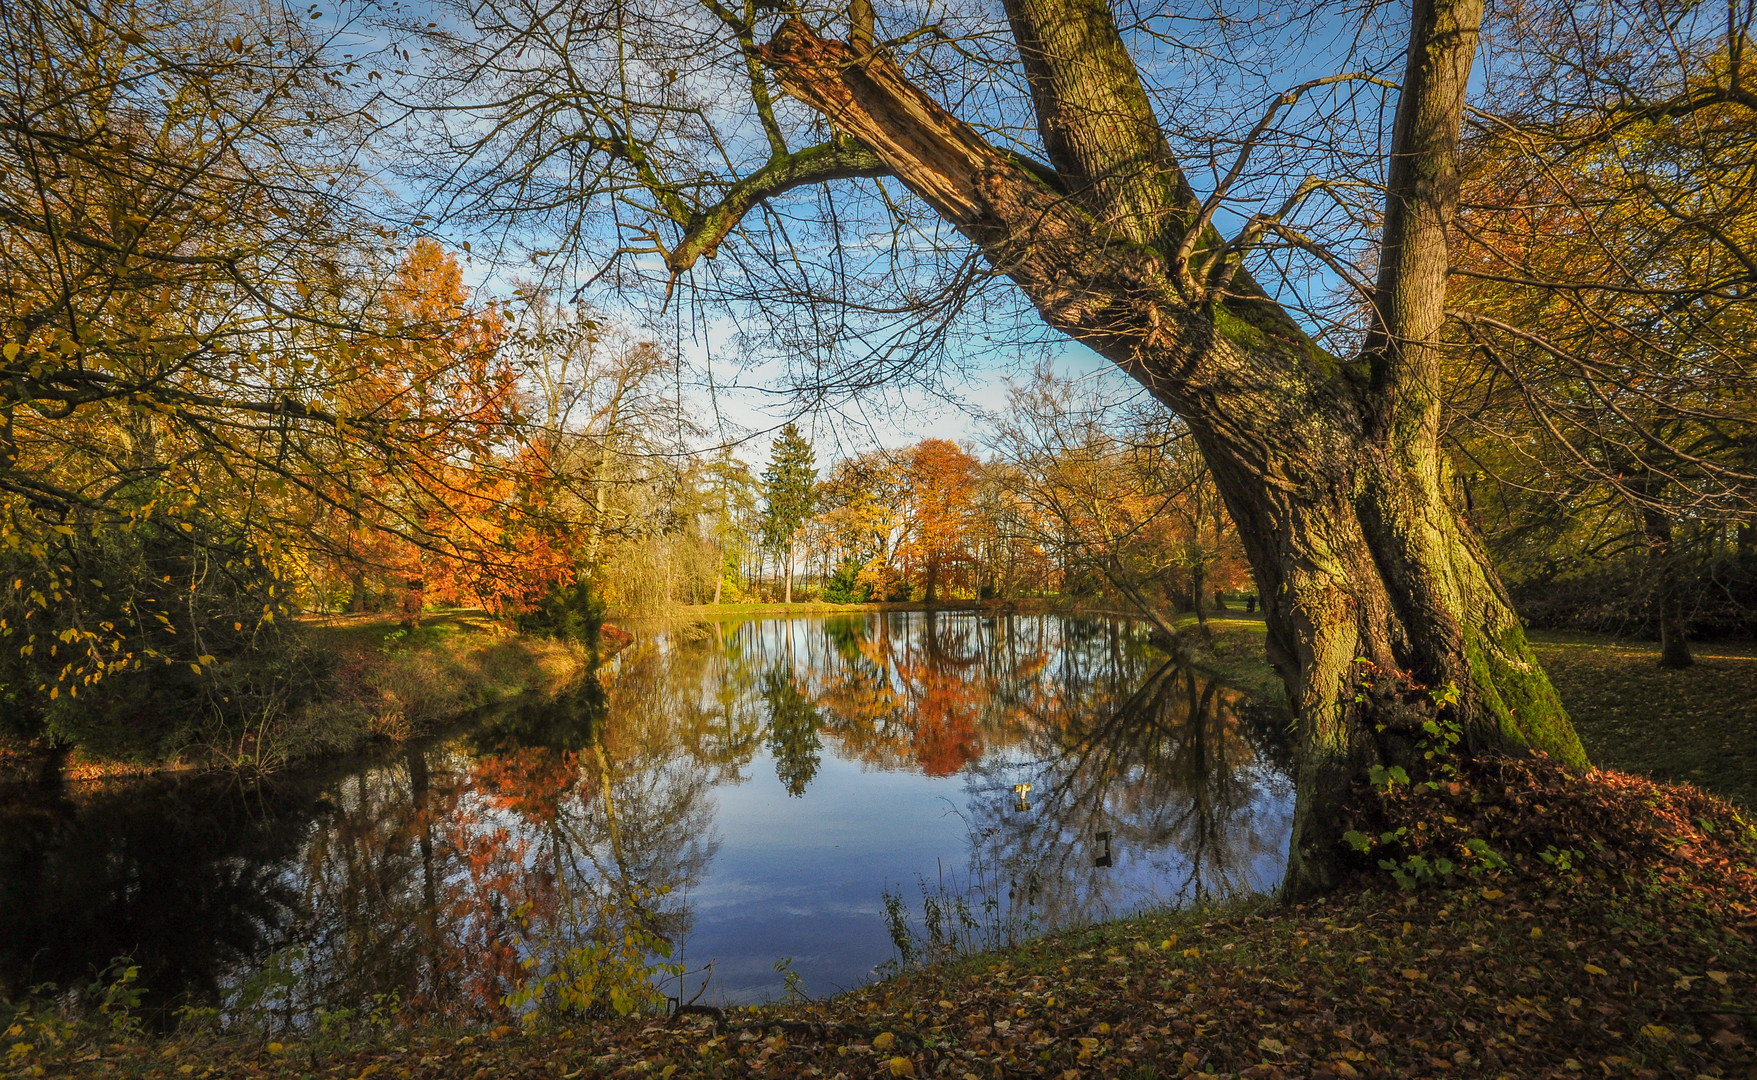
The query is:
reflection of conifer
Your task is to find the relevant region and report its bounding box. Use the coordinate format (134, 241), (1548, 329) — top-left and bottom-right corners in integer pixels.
(761, 667), (823, 797)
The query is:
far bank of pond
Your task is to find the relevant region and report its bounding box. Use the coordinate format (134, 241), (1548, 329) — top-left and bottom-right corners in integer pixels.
(0, 612), (1292, 1028)
(0, 611), (596, 784)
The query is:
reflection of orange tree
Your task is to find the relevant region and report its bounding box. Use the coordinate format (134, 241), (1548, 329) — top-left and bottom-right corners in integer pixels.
(465, 713), (714, 1020)
(293, 746), (552, 1025)
(808, 614), (1081, 779)
(287, 685), (719, 1029)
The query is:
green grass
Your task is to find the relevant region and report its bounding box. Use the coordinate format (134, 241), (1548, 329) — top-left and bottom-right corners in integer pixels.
(1166, 613), (1286, 706)
(297, 609), (592, 752)
(298, 606), (506, 650)
(1531, 633), (1757, 810)
(1161, 615), (1757, 810)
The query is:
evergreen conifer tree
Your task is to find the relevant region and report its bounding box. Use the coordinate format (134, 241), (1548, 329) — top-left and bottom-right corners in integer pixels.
(761, 424), (817, 604)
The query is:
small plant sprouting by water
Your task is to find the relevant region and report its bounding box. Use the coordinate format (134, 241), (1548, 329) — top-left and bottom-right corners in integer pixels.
(2, 958), (145, 1070)
(771, 957), (809, 1004)
(881, 887), (918, 968)
(878, 859), (1042, 976)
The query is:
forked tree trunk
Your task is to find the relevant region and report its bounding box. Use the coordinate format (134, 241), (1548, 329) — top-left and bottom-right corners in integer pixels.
(758, 0), (1589, 893)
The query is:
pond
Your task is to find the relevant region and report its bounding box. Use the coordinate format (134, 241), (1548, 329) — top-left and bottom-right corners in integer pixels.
(0, 612), (1293, 1029)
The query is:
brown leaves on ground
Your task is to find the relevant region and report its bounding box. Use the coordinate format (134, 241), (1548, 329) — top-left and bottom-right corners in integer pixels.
(1351, 754), (1757, 898)
(21, 765), (1757, 1080)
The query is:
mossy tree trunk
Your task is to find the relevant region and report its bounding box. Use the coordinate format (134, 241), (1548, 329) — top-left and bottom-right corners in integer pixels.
(757, 0), (1590, 893)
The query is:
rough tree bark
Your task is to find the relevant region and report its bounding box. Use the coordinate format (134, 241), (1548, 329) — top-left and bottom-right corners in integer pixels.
(1640, 504), (1694, 670)
(1628, 474), (1693, 669)
(740, 0), (1589, 894)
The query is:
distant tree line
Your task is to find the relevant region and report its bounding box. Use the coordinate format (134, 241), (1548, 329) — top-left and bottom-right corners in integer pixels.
(571, 368), (1252, 629)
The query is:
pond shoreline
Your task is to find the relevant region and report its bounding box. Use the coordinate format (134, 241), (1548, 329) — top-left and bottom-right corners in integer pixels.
(0, 611), (613, 787)
(7, 613), (1755, 1079)
(4, 604), (1189, 790)
(21, 788), (1756, 1080)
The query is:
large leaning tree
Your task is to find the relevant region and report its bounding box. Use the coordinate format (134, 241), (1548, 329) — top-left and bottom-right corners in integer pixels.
(396, 0), (1749, 891)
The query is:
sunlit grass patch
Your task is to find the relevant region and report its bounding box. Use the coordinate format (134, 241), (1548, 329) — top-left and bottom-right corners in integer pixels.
(1158, 617), (1757, 810)
(1531, 633), (1757, 809)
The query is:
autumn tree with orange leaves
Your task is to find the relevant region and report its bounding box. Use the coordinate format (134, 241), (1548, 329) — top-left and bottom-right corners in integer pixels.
(899, 440), (980, 604)
(314, 241), (573, 623)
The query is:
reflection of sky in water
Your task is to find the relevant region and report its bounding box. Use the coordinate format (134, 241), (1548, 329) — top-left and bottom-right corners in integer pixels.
(0, 614), (1293, 1022)
(684, 750), (971, 1000)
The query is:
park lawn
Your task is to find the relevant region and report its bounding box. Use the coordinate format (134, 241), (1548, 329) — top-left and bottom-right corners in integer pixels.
(1530, 634), (1757, 811)
(1181, 615), (1284, 706)
(1171, 614), (1757, 812)
(292, 609), (594, 750)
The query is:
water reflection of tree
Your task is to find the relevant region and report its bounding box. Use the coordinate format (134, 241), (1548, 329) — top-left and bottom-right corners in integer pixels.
(0, 773), (316, 1029)
(808, 612), (1099, 779)
(761, 667), (823, 796)
(729, 612), (1289, 939)
(0, 614), (1291, 1029)
(282, 681), (718, 1027)
(961, 659), (1293, 931)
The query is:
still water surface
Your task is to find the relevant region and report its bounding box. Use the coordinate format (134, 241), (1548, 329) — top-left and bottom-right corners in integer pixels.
(0, 613), (1293, 1026)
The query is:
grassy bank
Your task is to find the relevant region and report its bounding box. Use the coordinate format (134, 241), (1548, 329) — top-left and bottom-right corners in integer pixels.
(0, 611), (596, 782)
(1529, 634), (1757, 811)
(1158, 614), (1757, 811)
(1157, 615), (1284, 707)
(289, 610), (596, 758)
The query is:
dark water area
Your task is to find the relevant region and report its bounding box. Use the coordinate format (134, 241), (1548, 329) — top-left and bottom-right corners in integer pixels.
(0, 613), (1293, 1029)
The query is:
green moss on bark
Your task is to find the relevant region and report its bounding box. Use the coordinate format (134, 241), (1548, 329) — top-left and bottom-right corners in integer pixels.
(1466, 623), (1589, 769)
